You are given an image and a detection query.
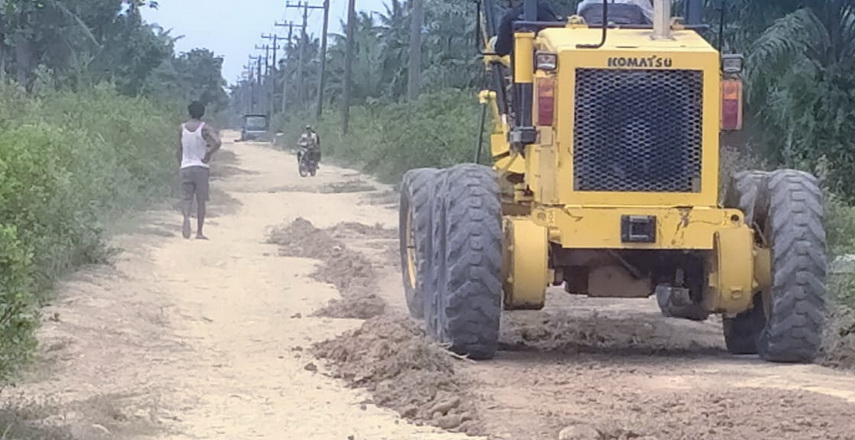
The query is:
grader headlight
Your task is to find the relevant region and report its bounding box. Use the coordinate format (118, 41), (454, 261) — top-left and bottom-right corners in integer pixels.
(535, 51), (557, 71)
(721, 54), (744, 74)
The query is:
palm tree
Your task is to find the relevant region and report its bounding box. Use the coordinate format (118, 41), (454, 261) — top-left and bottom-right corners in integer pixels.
(746, 0), (855, 197)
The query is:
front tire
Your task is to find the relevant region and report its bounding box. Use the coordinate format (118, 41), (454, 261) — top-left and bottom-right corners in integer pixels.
(398, 168), (439, 319)
(426, 164), (502, 360)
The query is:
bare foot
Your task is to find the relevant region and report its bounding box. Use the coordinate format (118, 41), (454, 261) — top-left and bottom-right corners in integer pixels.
(196, 234), (209, 240)
(182, 218), (191, 239)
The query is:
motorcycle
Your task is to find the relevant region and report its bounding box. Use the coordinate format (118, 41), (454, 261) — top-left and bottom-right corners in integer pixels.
(297, 140), (318, 177)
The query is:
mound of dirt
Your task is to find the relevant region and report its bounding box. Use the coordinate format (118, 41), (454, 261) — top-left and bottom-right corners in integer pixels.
(822, 305), (855, 369)
(500, 310), (723, 356)
(554, 386), (855, 440)
(312, 317), (483, 435)
(330, 222), (397, 240)
(268, 218), (385, 319)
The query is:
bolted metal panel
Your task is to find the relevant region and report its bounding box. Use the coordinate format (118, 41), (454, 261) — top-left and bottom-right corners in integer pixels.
(573, 68), (704, 193)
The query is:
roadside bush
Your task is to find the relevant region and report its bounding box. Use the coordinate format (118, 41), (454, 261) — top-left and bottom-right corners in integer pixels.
(0, 84), (176, 383)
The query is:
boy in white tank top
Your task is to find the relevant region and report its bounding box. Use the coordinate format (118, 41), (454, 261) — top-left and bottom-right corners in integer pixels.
(179, 101), (222, 239)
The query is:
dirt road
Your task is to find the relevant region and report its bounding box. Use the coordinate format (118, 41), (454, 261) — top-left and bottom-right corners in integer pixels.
(8, 133), (855, 439)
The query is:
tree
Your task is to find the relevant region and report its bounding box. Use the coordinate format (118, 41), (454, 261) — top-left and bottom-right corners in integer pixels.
(746, 1), (855, 198)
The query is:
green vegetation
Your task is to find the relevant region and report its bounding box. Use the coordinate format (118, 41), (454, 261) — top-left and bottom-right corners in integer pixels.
(0, 86), (179, 383)
(0, 2), (226, 382)
(280, 89), (479, 183)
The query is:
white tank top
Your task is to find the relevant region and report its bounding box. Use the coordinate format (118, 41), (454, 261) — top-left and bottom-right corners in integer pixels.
(181, 122), (209, 169)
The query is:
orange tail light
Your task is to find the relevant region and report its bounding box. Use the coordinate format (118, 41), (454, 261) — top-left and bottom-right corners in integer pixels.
(721, 79), (743, 131)
(536, 77), (555, 127)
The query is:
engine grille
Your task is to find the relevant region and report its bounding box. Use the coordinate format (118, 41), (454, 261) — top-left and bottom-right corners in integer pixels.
(573, 69), (703, 193)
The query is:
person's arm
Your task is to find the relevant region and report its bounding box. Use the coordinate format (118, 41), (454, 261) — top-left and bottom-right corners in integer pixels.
(177, 126), (183, 166)
(201, 124), (222, 163)
(494, 7), (519, 57)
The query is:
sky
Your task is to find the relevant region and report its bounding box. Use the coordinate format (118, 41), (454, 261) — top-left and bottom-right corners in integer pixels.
(142, 0), (388, 85)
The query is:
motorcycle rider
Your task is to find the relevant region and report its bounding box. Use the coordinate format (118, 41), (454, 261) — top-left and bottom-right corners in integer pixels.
(298, 125), (321, 168)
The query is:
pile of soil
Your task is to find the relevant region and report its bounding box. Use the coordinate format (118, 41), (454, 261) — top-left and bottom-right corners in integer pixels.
(312, 317), (483, 435)
(500, 311), (723, 356)
(553, 386), (855, 440)
(330, 222), (396, 240)
(268, 218), (384, 319)
(822, 305), (855, 369)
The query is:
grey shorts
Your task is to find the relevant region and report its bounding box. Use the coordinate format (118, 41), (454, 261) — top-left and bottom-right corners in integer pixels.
(180, 166), (210, 202)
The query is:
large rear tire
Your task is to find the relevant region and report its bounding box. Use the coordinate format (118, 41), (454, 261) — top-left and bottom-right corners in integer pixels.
(426, 164), (502, 360)
(722, 170), (827, 362)
(759, 170), (827, 362)
(398, 168), (439, 319)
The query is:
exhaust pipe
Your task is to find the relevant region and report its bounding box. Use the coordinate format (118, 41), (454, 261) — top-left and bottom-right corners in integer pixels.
(652, 0), (672, 40)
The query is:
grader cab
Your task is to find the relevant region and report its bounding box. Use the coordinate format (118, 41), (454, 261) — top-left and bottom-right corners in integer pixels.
(398, 0), (826, 362)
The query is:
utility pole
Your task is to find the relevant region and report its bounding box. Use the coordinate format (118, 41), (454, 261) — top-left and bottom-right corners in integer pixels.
(262, 33), (282, 116)
(316, 0), (330, 120)
(342, 0), (356, 134)
(407, 0), (423, 100)
(255, 44), (271, 114)
(249, 56), (261, 113)
(287, 1), (317, 107)
(250, 55), (264, 113)
(276, 20), (299, 114)
(242, 64), (253, 114)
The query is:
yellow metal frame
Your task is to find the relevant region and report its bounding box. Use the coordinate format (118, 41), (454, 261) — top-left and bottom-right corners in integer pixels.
(528, 28), (722, 208)
(502, 217), (550, 309)
(531, 205), (745, 250)
(479, 23), (770, 314)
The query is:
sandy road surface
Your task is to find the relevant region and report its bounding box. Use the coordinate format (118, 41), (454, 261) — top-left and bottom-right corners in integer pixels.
(8, 133), (473, 440)
(7, 131), (855, 440)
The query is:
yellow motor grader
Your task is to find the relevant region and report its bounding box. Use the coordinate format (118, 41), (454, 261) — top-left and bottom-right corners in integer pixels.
(398, 0), (826, 362)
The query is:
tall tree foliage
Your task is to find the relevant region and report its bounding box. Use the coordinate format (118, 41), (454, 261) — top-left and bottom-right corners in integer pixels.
(745, 1), (855, 198)
(0, 0), (226, 109)
(232, 0), (482, 115)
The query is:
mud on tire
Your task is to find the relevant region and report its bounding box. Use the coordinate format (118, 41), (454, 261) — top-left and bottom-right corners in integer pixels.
(426, 164), (502, 360)
(723, 170), (827, 362)
(399, 168), (439, 319)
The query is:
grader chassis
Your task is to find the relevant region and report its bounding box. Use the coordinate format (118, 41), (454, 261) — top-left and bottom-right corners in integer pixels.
(399, 0), (826, 362)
